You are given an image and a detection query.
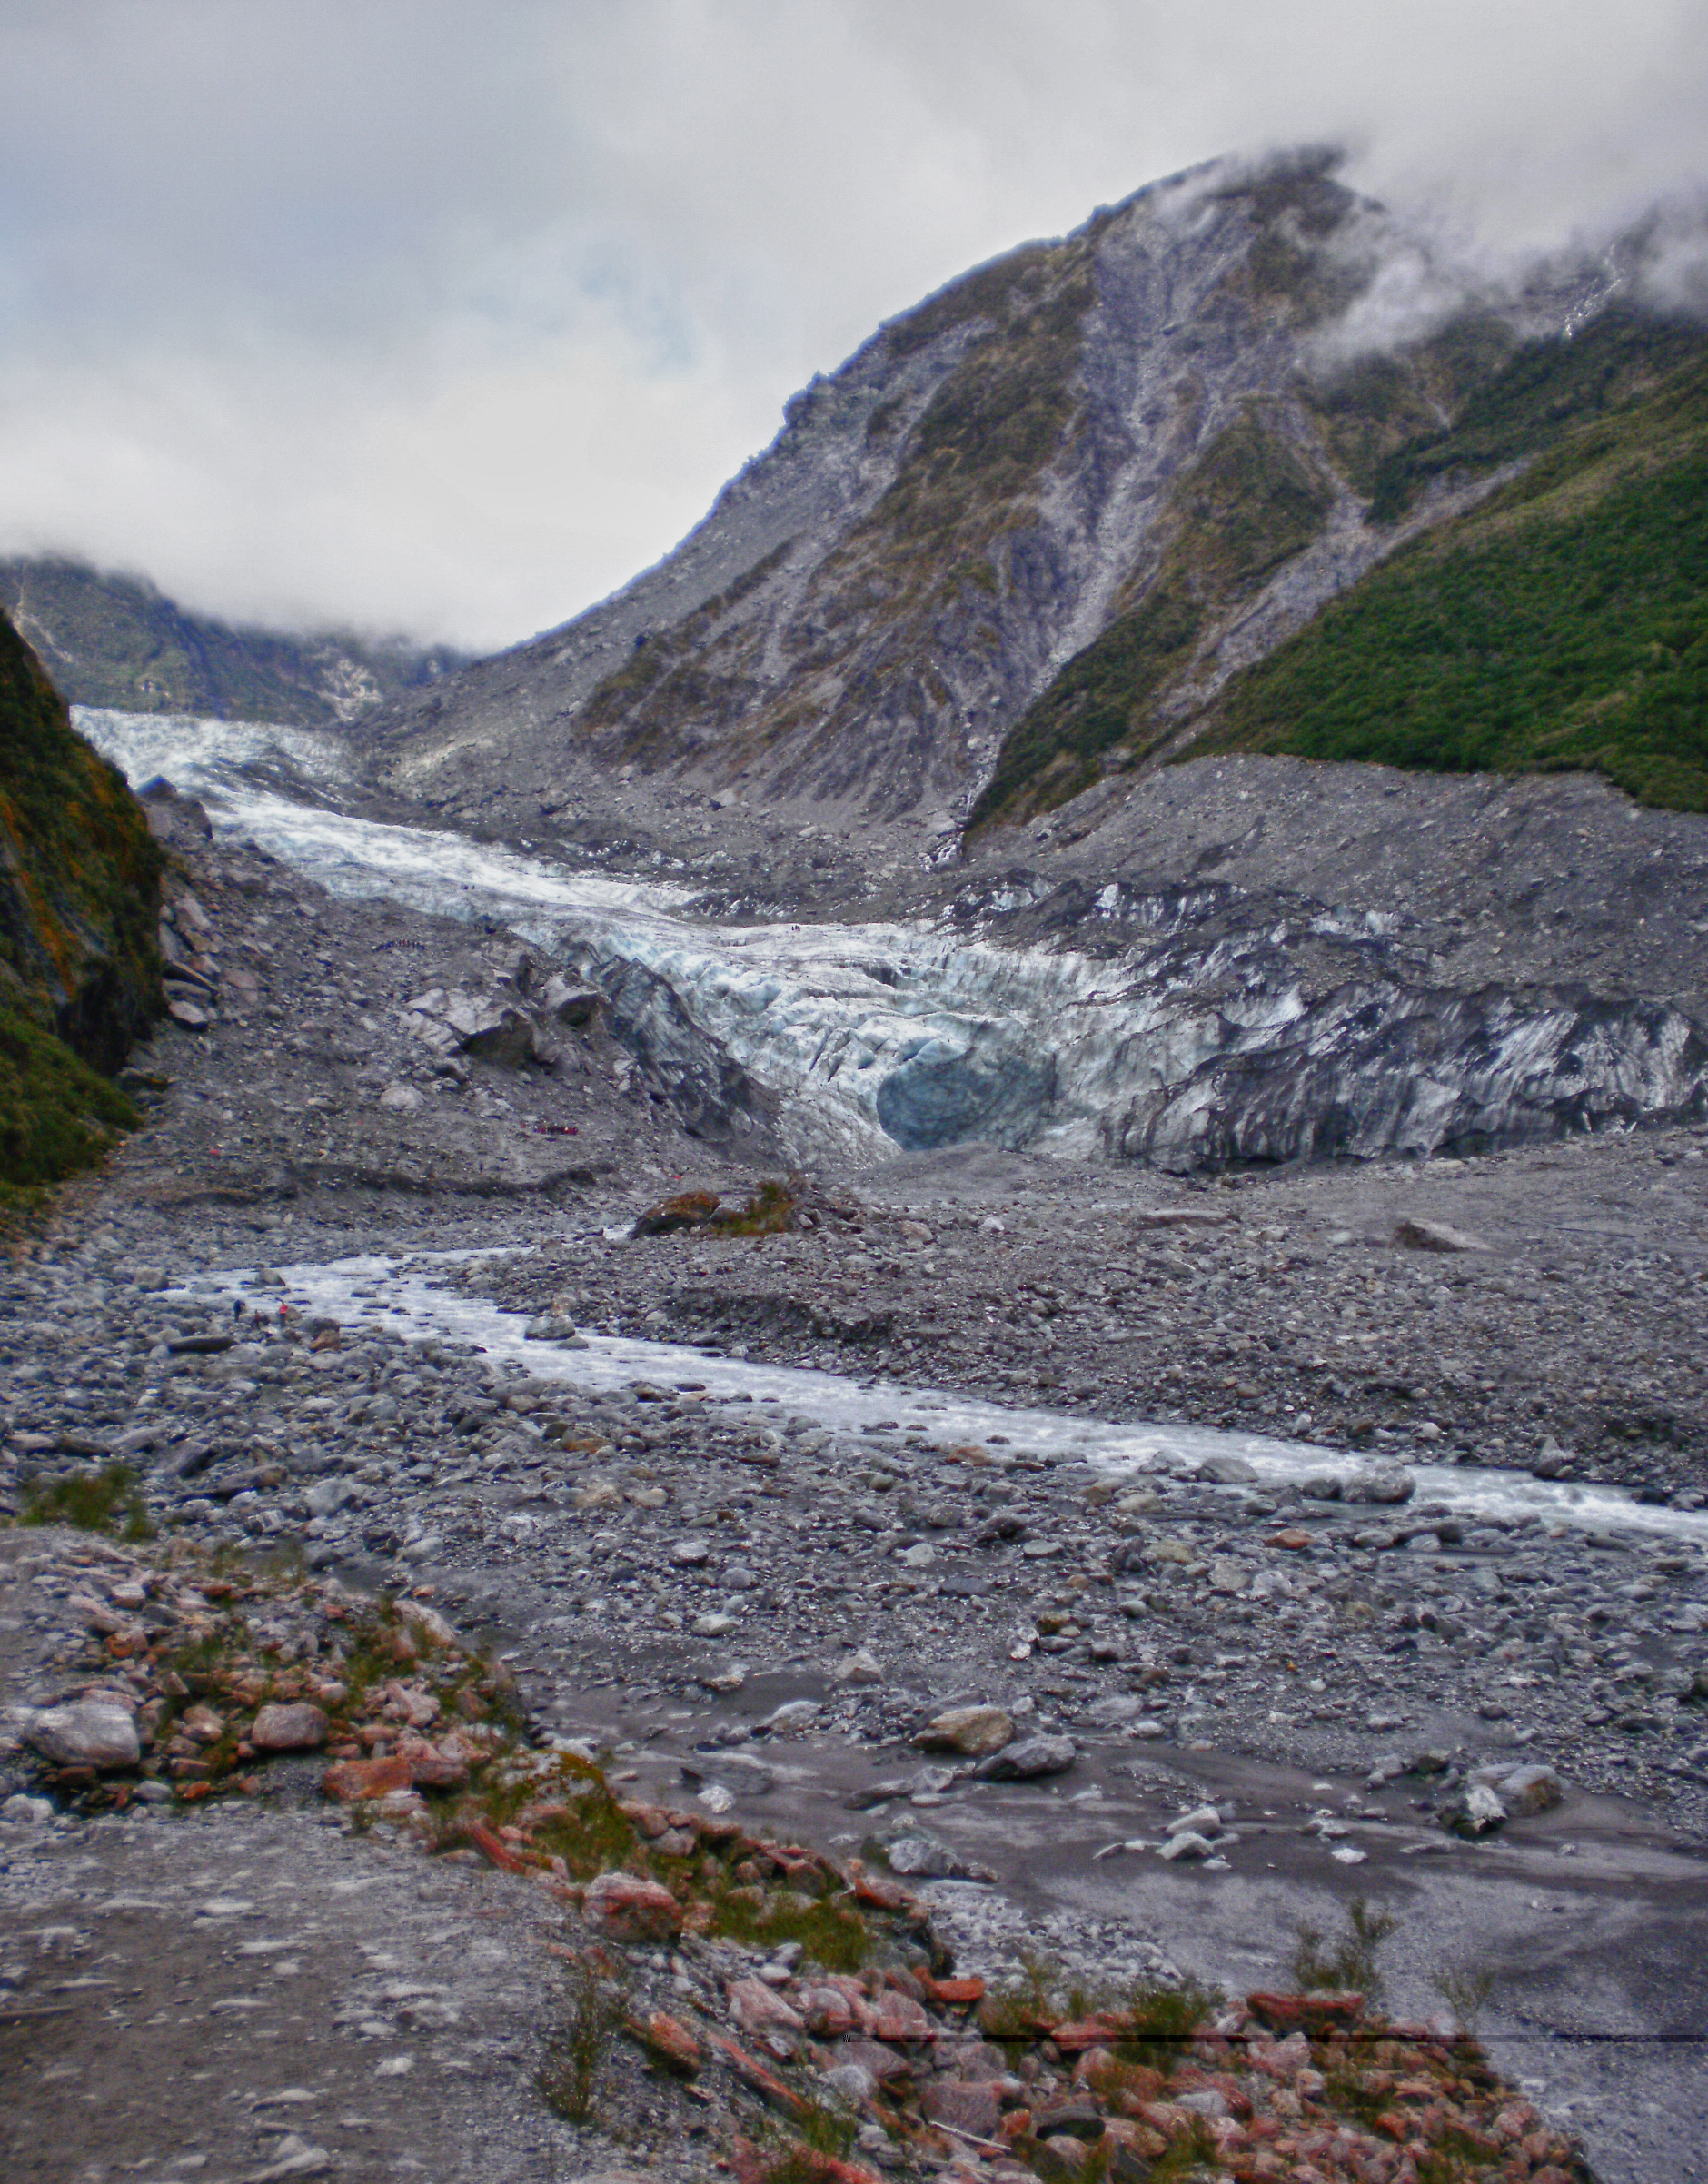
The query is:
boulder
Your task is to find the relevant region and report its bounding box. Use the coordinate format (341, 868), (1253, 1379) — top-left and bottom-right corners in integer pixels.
(634, 1190), (721, 1236)
(880, 1828), (998, 1881)
(25, 1701), (140, 1772)
(1472, 1762), (1563, 1816)
(631, 2010), (701, 2075)
(1393, 1216), (1490, 1254)
(451, 1002), (537, 1066)
(921, 2081), (1003, 2139)
(538, 975), (601, 1027)
(1444, 1781), (1508, 1836)
(584, 1871), (684, 1942)
(976, 1734), (1077, 1781)
(833, 1649), (884, 1687)
(914, 1704), (1015, 1758)
(322, 1753), (416, 1802)
(1345, 1465), (1416, 1505)
(1246, 1990), (1365, 2036)
(680, 1751), (774, 1797)
(249, 1703), (329, 1752)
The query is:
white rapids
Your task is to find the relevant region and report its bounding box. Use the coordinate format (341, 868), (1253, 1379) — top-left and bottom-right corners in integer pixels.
(188, 1249), (1708, 1550)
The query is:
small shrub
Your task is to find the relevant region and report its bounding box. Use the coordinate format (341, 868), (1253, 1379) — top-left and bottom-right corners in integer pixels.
(1288, 1895), (1398, 2008)
(759, 2089), (861, 2179)
(1117, 1975), (1226, 2075)
(21, 1462), (152, 1538)
(537, 1955), (628, 2125)
(1433, 1961), (1497, 2042)
(710, 1177), (801, 1236)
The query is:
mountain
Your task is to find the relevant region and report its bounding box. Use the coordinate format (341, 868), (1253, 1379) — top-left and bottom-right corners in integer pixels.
(0, 609), (163, 1190)
(1174, 309), (1708, 810)
(0, 555), (467, 729)
(353, 148), (1703, 847)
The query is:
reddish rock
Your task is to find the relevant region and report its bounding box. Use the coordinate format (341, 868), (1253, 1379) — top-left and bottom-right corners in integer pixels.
(395, 1734), (469, 1789)
(834, 2038), (914, 2086)
(634, 1189), (721, 1236)
(584, 1871), (684, 1942)
(619, 1799), (675, 1838)
(730, 2139), (885, 2184)
(631, 2010), (701, 2074)
(844, 1859), (915, 1911)
(799, 1984), (859, 2038)
(919, 1973), (985, 2008)
(454, 1818), (525, 1871)
(1245, 1990), (1365, 2036)
(705, 2030), (812, 2117)
(920, 2080), (1004, 2139)
(859, 1988), (937, 2043)
(250, 1702), (328, 1752)
(1050, 2012), (1131, 2053)
(322, 1752), (414, 1802)
(1101, 2119), (1168, 2165)
(729, 1977), (806, 2040)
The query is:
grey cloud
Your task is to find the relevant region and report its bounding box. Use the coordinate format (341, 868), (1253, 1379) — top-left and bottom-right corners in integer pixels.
(0, 0), (1700, 650)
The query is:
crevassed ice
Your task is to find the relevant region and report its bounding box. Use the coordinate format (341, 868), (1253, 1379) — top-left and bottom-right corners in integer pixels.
(78, 706), (1206, 1163)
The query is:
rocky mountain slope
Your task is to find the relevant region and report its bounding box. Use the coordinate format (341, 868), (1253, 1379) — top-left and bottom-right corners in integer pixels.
(351, 147), (1694, 852)
(0, 609), (161, 1187)
(0, 554), (465, 728)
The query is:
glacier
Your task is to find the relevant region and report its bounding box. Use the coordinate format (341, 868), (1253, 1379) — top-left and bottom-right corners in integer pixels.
(80, 707), (1708, 1172)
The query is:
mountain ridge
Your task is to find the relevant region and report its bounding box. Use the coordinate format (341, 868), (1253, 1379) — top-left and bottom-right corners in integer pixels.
(351, 147), (1675, 848)
(0, 554), (466, 730)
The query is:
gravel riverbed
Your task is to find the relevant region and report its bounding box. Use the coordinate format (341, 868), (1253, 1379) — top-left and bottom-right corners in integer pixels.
(5, 820), (1708, 2182)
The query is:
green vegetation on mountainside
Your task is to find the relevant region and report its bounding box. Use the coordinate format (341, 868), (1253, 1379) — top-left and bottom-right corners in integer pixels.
(0, 556), (465, 727)
(0, 609), (162, 1189)
(1187, 323), (1708, 809)
(970, 306), (1708, 834)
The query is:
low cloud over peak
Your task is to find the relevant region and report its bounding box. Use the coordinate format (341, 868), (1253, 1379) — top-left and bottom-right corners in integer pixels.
(0, 0), (1701, 651)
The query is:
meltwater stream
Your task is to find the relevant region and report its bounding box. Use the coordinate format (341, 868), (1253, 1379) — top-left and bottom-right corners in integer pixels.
(190, 1249), (1708, 1551)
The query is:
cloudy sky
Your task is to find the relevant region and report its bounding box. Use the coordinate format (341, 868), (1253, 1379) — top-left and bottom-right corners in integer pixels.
(0, 0), (1702, 653)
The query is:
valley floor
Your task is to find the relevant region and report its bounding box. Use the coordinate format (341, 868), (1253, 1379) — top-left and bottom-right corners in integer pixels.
(4, 823), (1706, 2184)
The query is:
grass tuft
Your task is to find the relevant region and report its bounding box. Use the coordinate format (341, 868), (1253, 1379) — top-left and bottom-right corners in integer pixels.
(21, 1461), (153, 1539)
(537, 1954), (629, 2125)
(1287, 1895), (1398, 2009)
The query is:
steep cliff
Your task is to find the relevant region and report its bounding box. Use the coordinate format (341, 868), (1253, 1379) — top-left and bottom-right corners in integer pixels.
(353, 148), (1651, 844)
(0, 609), (163, 1186)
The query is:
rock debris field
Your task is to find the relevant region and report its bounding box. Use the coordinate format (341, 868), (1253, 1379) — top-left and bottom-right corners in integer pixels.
(4, 818), (1708, 2184)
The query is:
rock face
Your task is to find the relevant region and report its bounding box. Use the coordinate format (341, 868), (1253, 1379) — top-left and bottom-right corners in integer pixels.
(0, 608), (163, 1182)
(353, 147), (1628, 848)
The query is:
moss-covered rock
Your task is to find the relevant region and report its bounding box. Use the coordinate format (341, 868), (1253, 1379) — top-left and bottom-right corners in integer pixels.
(0, 607), (163, 1186)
